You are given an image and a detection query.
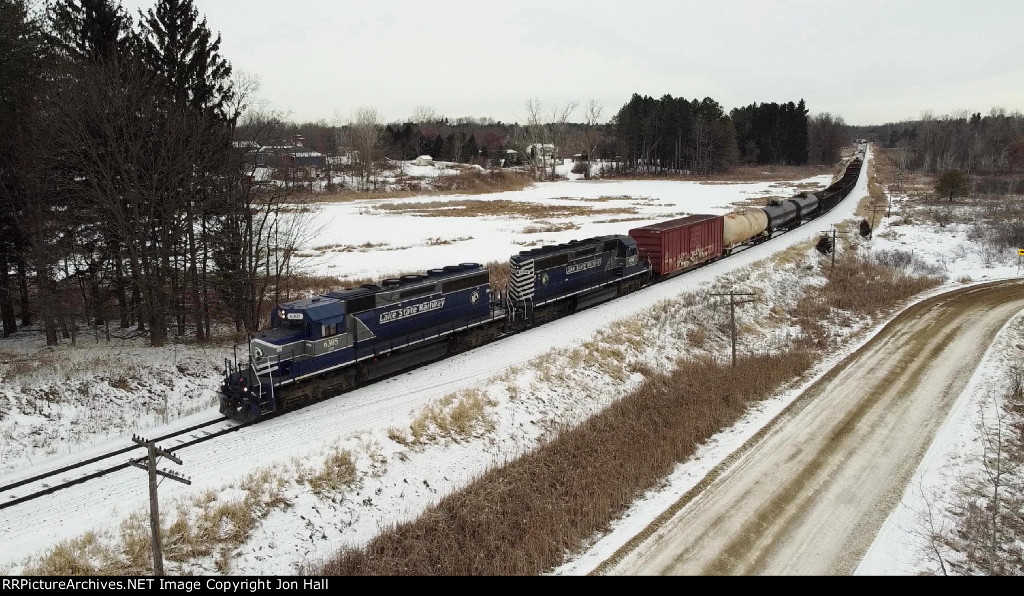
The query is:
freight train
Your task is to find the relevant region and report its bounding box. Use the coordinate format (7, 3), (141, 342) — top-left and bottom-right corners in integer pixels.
(220, 147), (866, 422)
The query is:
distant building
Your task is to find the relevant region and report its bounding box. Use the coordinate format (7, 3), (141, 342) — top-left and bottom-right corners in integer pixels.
(525, 144), (556, 164)
(413, 155), (434, 166)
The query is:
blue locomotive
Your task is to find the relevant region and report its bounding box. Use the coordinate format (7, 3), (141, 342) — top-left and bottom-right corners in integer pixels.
(507, 235), (649, 325)
(220, 263), (503, 422)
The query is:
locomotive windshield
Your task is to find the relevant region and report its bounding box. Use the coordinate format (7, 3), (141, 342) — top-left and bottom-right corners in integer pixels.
(272, 309), (305, 330)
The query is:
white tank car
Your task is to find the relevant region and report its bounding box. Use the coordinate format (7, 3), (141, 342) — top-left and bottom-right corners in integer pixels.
(723, 208), (769, 248)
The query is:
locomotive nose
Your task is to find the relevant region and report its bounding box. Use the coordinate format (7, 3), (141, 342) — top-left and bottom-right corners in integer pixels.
(219, 374), (252, 417)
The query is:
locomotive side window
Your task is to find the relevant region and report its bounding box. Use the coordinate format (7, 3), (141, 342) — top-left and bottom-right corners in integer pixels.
(322, 324), (338, 338)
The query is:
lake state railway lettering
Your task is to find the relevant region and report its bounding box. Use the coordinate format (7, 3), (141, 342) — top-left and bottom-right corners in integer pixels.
(379, 297), (446, 324)
(566, 258), (603, 275)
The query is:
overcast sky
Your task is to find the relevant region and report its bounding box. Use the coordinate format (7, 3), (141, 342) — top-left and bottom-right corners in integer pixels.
(117, 0), (1024, 126)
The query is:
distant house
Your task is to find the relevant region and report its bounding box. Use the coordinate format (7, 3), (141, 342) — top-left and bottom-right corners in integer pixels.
(524, 143), (556, 164)
(413, 155), (434, 166)
(280, 149), (326, 169)
(498, 149), (520, 167)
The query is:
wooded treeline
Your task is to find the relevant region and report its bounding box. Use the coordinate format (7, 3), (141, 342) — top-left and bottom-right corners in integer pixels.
(0, 1), (853, 348)
(0, 0), (298, 346)
(853, 109), (1024, 176)
(609, 95), (850, 175)
(272, 96), (849, 179)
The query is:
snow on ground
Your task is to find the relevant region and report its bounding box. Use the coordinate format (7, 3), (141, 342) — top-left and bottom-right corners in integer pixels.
(2, 147), (1021, 575)
(554, 163), (1024, 575)
(0, 164), (836, 574)
(292, 174), (828, 281)
(0, 333), (224, 474)
(855, 304), (1024, 575)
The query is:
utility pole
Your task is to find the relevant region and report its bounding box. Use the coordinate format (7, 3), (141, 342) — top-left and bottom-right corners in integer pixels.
(868, 204), (887, 239)
(820, 228), (850, 269)
(131, 435), (191, 576)
(710, 290), (757, 367)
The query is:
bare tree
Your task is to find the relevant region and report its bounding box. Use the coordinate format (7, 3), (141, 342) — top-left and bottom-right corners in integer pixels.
(349, 107), (383, 191)
(582, 99), (604, 178)
(548, 101), (578, 179)
(410, 105), (439, 124)
(808, 112), (848, 164)
(518, 98), (546, 180)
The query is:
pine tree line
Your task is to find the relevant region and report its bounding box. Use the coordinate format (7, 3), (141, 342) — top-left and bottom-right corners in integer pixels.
(0, 0), (293, 346)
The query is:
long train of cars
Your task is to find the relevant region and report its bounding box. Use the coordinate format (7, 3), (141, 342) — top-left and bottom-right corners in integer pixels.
(219, 147), (867, 422)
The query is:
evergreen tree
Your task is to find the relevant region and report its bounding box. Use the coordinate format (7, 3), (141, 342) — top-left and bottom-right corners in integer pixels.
(0, 0), (41, 336)
(48, 0), (132, 63)
(935, 170), (969, 201)
(138, 0), (233, 117)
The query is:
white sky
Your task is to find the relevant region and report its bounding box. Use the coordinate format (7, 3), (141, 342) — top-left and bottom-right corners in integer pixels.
(116, 0), (1024, 126)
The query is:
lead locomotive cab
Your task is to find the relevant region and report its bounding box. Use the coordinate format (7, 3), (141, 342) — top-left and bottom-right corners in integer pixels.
(220, 263), (497, 422)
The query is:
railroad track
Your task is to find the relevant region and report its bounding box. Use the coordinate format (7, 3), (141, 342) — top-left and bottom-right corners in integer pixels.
(0, 416), (250, 510)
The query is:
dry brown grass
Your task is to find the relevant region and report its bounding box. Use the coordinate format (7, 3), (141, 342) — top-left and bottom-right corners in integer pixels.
(318, 351), (813, 576)
(521, 221), (580, 234)
(796, 250), (942, 348)
(302, 447), (358, 496)
(426, 236), (473, 246)
(25, 468), (292, 575)
(855, 155), (890, 220)
(403, 388), (497, 445)
(313, 241), (390, 252)
(602, 164), (832, 183)
(371, 199), (636, 220)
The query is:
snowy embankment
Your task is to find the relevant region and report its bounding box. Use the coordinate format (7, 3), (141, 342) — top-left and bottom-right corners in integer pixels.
(2, 146), (1021, 575)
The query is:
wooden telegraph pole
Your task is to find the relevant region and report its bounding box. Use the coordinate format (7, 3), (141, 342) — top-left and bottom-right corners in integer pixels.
(710, 290), (757, 367)
(131, 435), (191, 576)
(820, 227), (850, 269)
(868, 204), (887, 239)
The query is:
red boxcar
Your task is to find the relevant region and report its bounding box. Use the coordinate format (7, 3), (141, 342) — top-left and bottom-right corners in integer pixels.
(628, 215), (724, 277)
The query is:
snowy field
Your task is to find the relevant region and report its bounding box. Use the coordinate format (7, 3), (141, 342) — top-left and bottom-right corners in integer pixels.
(1, 147), (1022, 575)
(291, 172), (828, 281)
